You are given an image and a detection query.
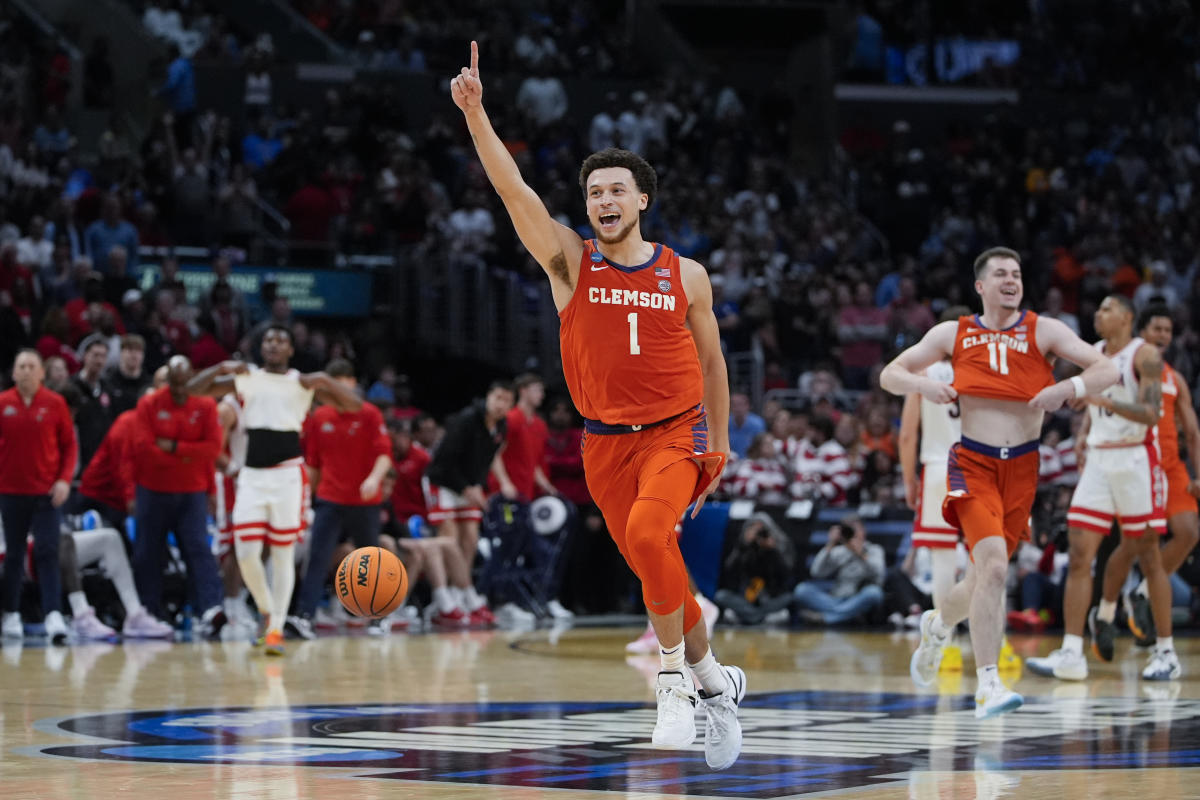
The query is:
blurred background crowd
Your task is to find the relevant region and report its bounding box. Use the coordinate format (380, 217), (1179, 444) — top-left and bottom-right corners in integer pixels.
(0, 0), (1197, 635)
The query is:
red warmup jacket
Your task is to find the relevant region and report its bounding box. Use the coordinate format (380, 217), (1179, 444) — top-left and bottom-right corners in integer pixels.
(305, 402), (391, 506)
(390, 443), (431, 521)
(132, 388), (222, 494)
(80, 409), (137, 510)
(0, 386), (77, 495)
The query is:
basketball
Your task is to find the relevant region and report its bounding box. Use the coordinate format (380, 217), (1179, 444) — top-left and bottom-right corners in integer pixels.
(335, 547), (408, 619)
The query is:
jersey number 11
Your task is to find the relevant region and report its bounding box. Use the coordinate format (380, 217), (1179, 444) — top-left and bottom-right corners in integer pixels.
(987, 341), (1009, 375)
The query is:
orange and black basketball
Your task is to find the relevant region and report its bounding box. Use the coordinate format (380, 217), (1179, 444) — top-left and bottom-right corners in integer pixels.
(335, 546), (408, 619)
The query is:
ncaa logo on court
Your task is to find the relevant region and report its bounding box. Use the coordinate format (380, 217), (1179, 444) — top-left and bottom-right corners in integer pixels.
(24, 691), (1200, 797)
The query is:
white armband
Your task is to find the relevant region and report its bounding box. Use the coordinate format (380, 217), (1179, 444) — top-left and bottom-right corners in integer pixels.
(1070, 375), (1086, 398)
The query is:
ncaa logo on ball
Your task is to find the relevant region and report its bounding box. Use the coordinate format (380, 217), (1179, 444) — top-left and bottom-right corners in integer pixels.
(658, 280), (671, 292)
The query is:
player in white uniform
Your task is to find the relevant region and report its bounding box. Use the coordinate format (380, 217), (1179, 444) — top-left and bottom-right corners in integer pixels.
(1028, 295), (1176, 681)
(189, 326), (361, 655)
(899, 308), (969, 621)
(900, 357), (962, 607)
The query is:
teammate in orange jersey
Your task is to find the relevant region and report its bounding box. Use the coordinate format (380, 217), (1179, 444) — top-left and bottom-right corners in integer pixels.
(881, 246), (1118, 719)
(1128, 306), (1200, 636)
(1082, 304), (1199, 677)
(451, 41), (743, 770)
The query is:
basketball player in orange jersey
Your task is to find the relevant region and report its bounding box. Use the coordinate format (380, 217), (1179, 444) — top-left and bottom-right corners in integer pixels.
(451, 41), (744, 770)
(880, 247), (1118, 718)
(1076, 303), (1198, 679)
(1128, 305), (1200, 638)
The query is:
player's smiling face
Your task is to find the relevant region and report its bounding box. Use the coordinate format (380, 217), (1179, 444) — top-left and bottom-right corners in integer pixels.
(975, 257), (1022, 312)
(586, 167), (646, 245)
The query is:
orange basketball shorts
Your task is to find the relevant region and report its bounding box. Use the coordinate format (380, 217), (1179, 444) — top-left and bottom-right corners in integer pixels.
(943, 437), (1039, 557)
(581, 405), (713, 629)
(1164, 460), (1199, 519)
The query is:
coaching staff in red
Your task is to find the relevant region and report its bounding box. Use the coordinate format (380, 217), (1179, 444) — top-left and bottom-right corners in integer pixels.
(289, 358), (392, 638)
(0, 349), (76, 641)
(131, 354), (226, 635)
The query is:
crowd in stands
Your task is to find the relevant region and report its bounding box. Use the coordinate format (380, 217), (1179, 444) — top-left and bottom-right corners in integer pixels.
(0, 1), (1198, 641)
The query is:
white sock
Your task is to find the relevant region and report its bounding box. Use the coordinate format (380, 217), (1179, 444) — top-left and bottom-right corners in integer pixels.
(235, 538), (272, 626)
(1097, 599), (1117, 623)
(268, 545), (296, 633)
(1062, 634), (1084, 655)
(68, 591), (90, 618)
(687, 647), (730, 696)
(977, 664), (1000, 688)
(462, 586), (487, 612)
(433, 586), (457, 613)
(1157, 636), (1174, 653)
(930, 610), (952, 638)
(660, 640), (685, 673)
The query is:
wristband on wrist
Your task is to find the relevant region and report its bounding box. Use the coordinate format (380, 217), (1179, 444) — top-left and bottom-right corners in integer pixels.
(1069, 375), (1086, 398)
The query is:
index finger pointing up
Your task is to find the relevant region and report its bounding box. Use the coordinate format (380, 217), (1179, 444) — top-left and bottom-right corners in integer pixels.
(470, 40), (478, 76)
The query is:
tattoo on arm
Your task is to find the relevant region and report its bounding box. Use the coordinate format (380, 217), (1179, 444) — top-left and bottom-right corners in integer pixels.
(1111, 349), (1163, 424)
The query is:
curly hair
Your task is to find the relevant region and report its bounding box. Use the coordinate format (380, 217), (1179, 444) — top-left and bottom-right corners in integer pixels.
(578, 148), (657, 215)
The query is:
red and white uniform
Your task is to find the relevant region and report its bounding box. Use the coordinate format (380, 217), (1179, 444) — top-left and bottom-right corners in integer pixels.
(913, 360), (961, 548)
(213, 395), (246, 555)
(1068, 338), (1166, 536)
(231, 368), (313, 547)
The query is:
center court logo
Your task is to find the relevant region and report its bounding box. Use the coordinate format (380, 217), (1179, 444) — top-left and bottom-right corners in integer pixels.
(27, 691), (1200, 797)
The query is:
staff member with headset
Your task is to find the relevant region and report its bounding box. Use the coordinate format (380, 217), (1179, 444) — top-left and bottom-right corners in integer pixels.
(0, 349), (77, 643)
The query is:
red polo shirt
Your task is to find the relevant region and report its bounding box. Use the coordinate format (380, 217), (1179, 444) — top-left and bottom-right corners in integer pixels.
(494, 406), (548, 499)
(390, 442), (431, 522)
(0, 386), (77, 495)
(305, 402), (391, 506)
(80, 409), (136, 509)
(132, 388), (221, 493)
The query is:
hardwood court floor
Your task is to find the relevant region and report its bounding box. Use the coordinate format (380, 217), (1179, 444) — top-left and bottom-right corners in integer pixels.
(2, 624), (1198, 799)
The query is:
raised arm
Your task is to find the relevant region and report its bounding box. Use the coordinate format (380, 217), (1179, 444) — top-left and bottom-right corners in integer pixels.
(879, 321), (958, 401)
(1083, 343), (1161, 425)
(451, 40), (582, 306)
(187, 359), (246, 397)
(1029, 317), (1120, 411)
(299, 372), (363, 412)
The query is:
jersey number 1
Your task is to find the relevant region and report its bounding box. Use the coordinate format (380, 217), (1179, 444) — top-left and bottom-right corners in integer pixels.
(628, 312), (640, 355)
(987, 341), (1009, 375)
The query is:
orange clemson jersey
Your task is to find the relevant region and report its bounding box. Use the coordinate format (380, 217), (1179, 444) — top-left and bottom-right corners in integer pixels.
(1159, 363), (1181, 467)
(951, 310), (1055, 402)
(559, 240), (703, 425)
